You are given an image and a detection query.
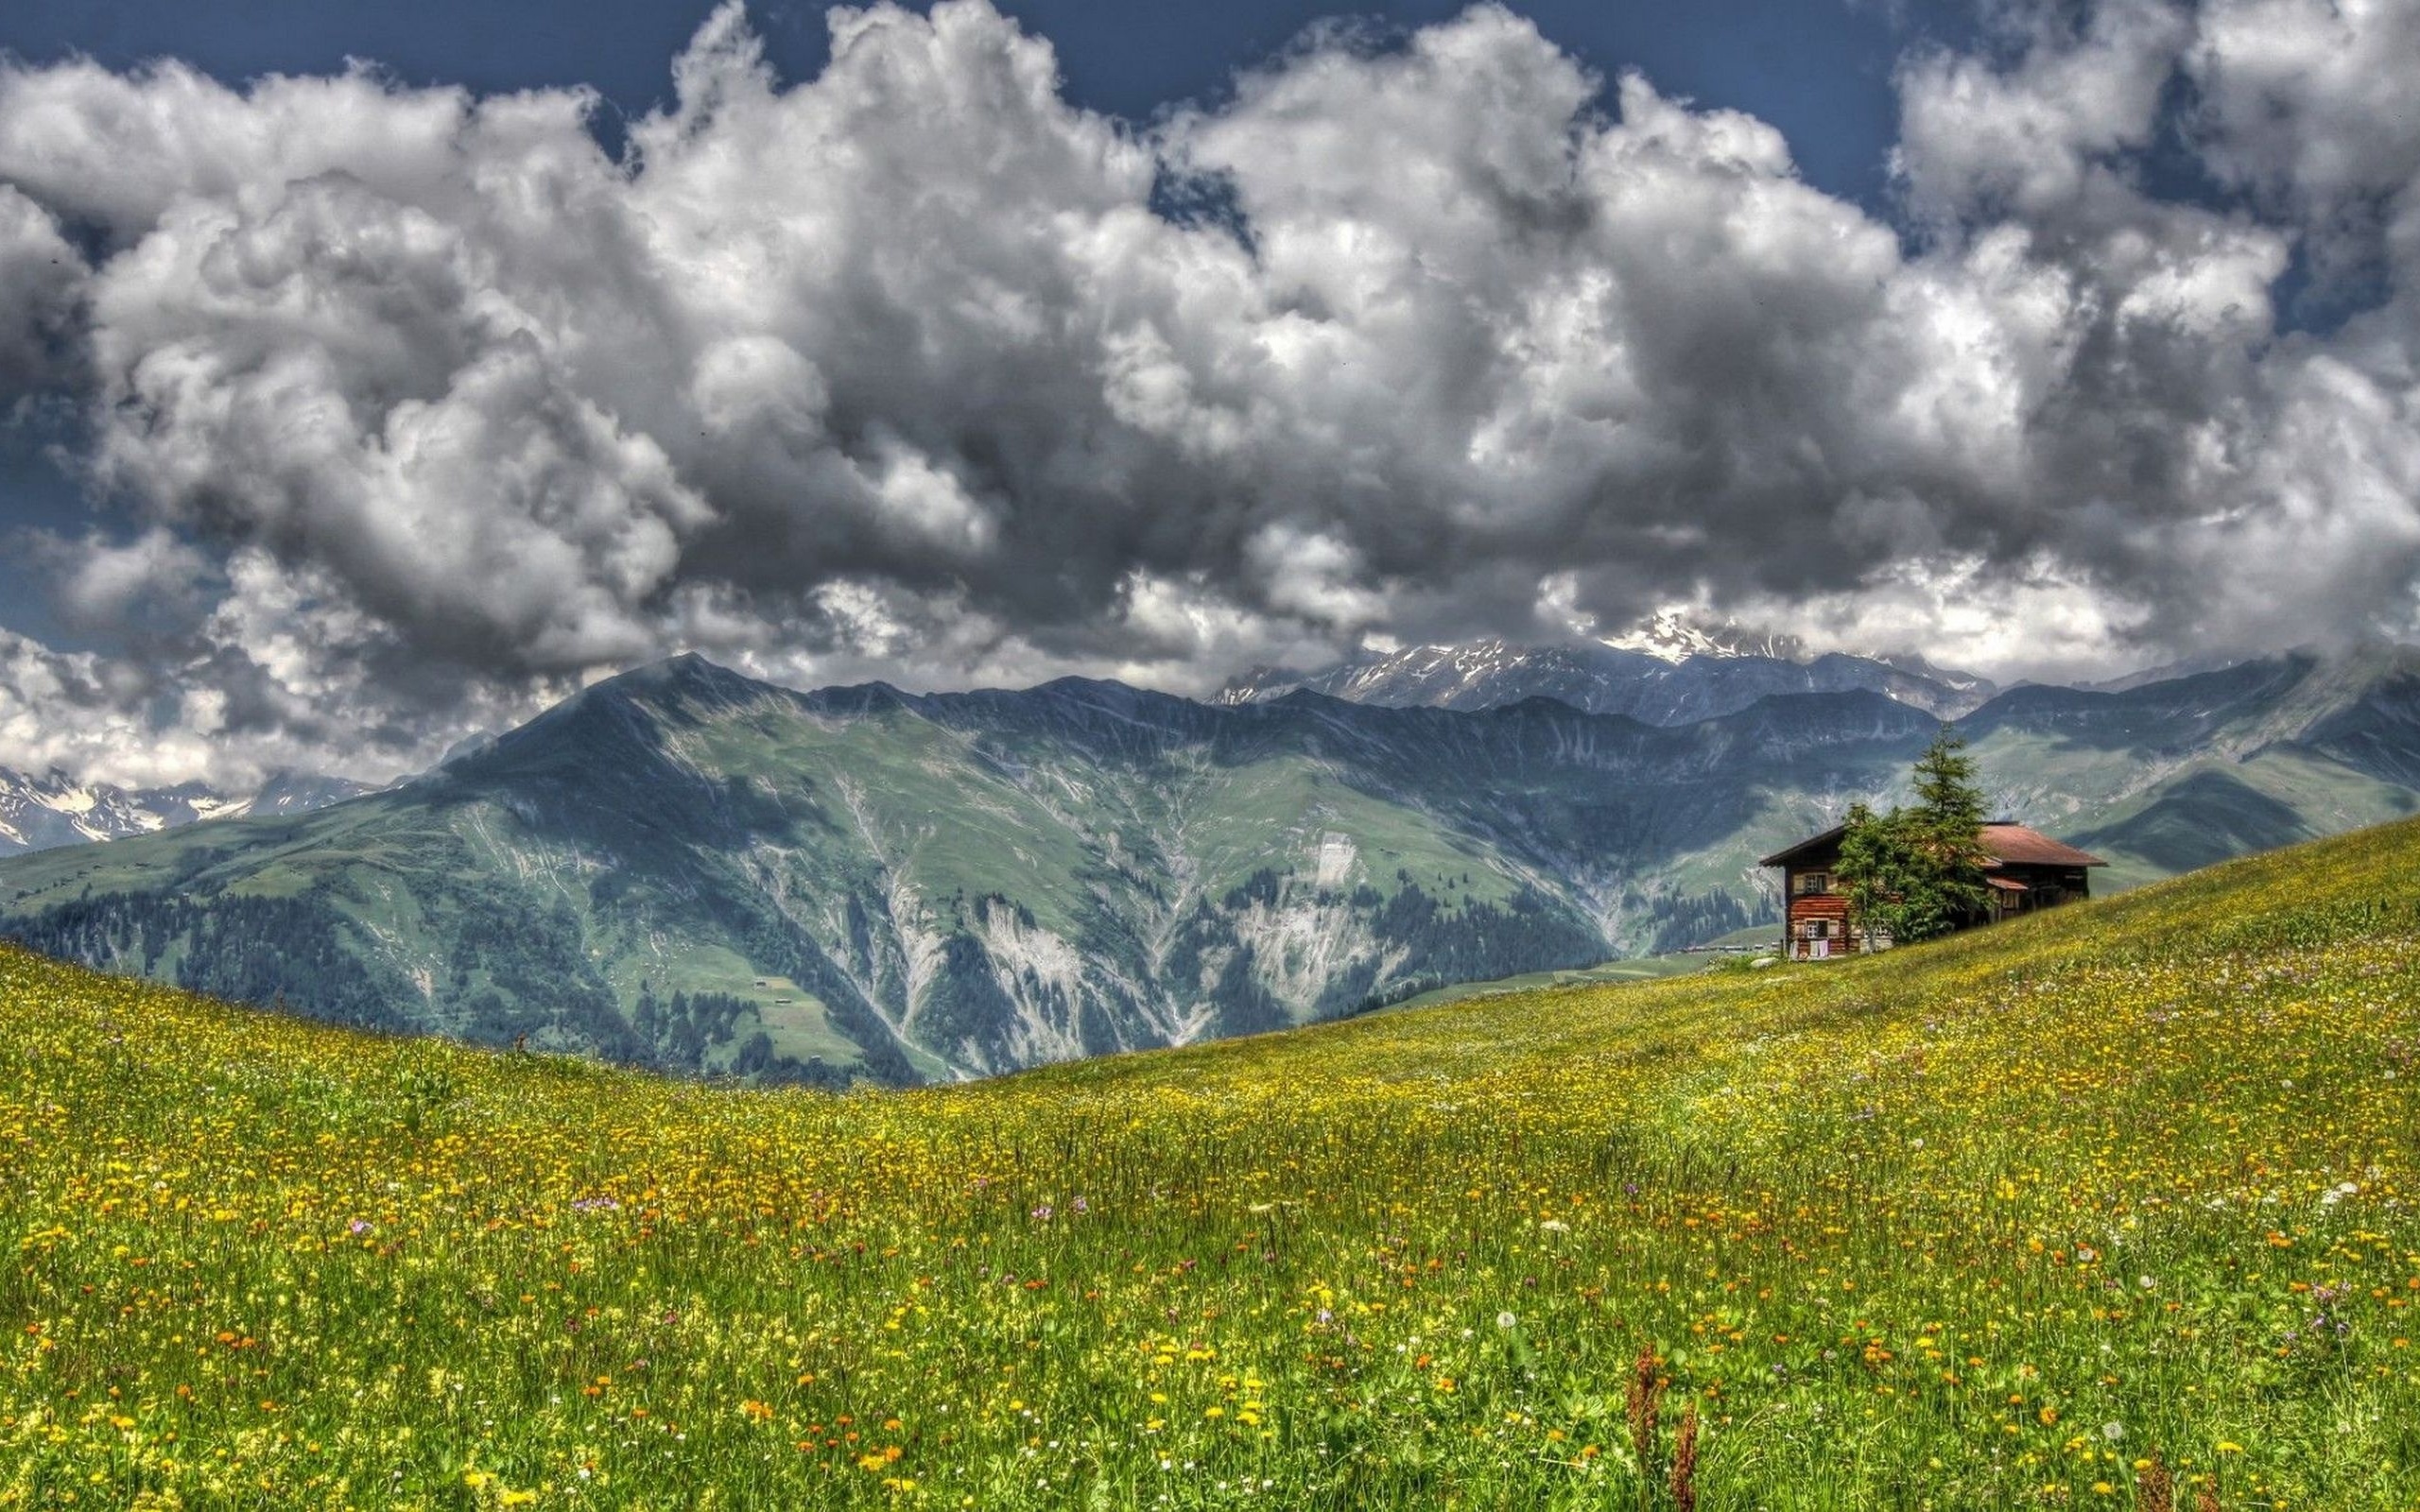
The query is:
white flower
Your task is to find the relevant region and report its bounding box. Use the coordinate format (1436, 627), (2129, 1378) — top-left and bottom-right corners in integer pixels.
(2100, 1421), (2124, 1442)
(1496, 1312), (1518, 1330)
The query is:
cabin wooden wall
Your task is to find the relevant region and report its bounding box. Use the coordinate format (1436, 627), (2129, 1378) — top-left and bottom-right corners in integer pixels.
(1782, 866), (1858, 960)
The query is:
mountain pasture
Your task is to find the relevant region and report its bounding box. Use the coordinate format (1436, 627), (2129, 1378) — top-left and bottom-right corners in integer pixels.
(2, 816), (2416, 1505)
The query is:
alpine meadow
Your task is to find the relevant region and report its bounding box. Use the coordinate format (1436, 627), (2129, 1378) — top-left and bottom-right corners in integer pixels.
(3, 813), (2416, 1508)
(9, 0), (2420, 1506)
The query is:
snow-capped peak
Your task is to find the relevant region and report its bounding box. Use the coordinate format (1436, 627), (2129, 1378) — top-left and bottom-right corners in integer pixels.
(1213, 625), (1996, 724)
(0, 765), (371, 858)
(34, 782), (101, 817)
(1598, 611), (1806, 664)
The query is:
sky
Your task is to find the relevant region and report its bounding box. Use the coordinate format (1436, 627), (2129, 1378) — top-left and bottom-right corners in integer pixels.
(0, 0), (2416, 788)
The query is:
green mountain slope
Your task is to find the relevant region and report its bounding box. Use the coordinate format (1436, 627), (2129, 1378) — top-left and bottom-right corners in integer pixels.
(3, 808), (2416, 1505)
(3, 648), (2416, 1082)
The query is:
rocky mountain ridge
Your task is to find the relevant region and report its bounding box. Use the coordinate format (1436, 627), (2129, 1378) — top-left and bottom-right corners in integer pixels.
(1217, 634), (2000, 723)
(0, 767), (367, 858)
(3, 645), (2413, 1085)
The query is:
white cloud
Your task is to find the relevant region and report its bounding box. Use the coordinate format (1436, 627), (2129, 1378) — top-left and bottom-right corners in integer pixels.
(2187, 0), (2420, 286)
(1893, 0), (2189, 231)
(0, 0), (2412, 783)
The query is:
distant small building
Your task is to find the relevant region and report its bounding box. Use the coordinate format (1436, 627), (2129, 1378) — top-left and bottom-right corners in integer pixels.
(1758, 821), (2107, 961)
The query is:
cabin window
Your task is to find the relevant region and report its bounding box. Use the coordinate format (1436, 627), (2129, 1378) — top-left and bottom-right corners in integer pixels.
(1794, 870), (1832, 896)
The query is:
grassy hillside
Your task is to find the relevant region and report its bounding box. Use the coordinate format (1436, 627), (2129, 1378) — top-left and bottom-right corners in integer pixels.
(2, 818), (2417, 1507)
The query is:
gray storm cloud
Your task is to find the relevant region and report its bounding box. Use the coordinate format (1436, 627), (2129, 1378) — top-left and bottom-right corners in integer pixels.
(0, 0), (2416, 785)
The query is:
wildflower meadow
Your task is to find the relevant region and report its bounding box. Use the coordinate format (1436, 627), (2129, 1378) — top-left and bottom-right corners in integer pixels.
(3, 817), (2418, 1507)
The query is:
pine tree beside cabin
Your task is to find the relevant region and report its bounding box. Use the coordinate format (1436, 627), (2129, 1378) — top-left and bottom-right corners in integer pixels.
(1758, 822), (2106, 961)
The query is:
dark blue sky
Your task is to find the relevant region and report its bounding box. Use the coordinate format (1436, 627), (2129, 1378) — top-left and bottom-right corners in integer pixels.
(2, 1), (1969, 208)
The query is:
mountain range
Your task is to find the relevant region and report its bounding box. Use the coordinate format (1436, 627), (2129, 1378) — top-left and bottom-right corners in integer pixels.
(0, 767), (367, 857)
(1217, 629), (1998, 723)
(2, 644), (2414, 1087)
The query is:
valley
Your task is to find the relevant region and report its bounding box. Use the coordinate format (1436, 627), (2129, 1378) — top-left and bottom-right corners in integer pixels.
(2, 645), (2414, 1083)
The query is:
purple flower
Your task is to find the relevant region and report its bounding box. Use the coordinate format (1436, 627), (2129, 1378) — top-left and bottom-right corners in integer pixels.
(348, 1219), (372, 1236)
(1030, 1204), (1054, 1222)
(1070, 1196), (1089, 1214)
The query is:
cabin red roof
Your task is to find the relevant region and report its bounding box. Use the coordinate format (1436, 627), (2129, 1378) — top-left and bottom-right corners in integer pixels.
(1976, 823), (2105, 868)
(1760, 821), (2105, 869)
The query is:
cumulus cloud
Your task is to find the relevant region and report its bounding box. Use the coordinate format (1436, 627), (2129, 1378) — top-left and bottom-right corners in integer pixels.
(0, 0), (2414, 784)
(2187, 0), (2420, 291)
(0, 184), (85, 397)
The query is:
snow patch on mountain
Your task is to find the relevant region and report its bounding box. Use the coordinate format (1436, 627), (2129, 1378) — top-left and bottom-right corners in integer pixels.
(1599, 610), (1806, 664)
(0, 766), (369, 858)
(1217, 622), (1999, 725)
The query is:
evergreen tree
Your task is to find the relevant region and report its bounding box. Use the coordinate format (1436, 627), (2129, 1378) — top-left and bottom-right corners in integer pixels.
(1836, 801), (1914, 948)
(1901, 727), (1992, 935)
(1836, 728), (1993, 947)
(1909, 727), (1989, 849)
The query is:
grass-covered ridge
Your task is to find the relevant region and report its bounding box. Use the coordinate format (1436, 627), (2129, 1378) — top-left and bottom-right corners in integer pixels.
(3, 818), (2418, 1507)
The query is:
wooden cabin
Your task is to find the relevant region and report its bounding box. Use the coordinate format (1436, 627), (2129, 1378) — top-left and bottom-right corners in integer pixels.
(1758, 822), (2106, 961)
